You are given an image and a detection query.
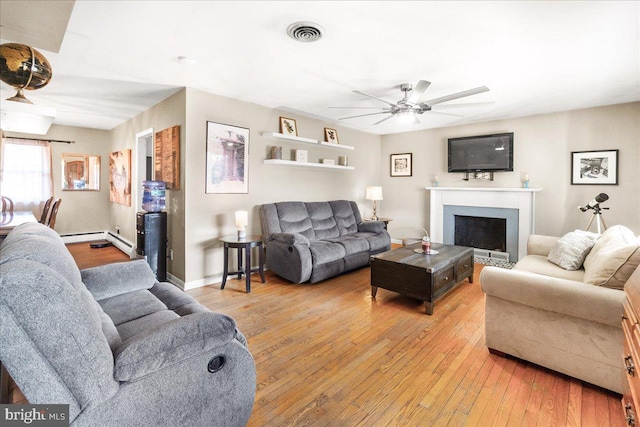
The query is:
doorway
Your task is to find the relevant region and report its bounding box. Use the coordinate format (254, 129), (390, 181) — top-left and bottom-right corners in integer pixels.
(135, 128), (154, 214)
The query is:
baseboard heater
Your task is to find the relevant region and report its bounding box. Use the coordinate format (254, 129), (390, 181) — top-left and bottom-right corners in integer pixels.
(61, 230), (135, 258)
(61, 231), (106, 243)
(473, 248), (510, 261)
(107, 231), (133, 249)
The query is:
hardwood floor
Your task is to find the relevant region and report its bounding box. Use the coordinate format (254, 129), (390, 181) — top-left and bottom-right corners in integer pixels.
(12, 242), (624, 426)
(197, 266), (624, 427)
(69, 240), (133, 269)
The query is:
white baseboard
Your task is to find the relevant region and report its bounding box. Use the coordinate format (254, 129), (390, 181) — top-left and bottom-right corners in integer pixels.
(61, 231), (108, 244)
(391, 238), (403, 245)
(167, 272), (186, 290)
(184, 274), (223, 290)
(184, 266), (273, 290)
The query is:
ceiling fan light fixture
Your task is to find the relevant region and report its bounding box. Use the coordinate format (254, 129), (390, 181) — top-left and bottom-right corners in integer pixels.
(287, 21), (325, 42)
(397, 110), (417, 124)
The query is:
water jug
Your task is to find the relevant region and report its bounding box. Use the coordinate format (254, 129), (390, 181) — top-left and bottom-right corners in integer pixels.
(142, 180), (166, 212)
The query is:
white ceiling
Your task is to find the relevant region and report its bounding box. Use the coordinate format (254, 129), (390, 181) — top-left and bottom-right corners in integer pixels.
(1, 1), (639, 135)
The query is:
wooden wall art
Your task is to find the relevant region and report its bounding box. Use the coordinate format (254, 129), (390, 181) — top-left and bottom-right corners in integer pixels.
(154, 125), (180, 190)
(109, 149), (131, 206)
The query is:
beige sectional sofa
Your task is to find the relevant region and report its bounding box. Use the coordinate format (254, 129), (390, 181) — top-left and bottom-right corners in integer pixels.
(480, 225), (640, 393)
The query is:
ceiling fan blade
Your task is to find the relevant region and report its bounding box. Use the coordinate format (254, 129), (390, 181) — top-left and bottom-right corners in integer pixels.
(422, 86), (490, 106)
(432, 101), (495, 109)
(427, 111), (465, 118)
(406, 80), (431, 104)
(328, 106), (389, 109)
(339, 111), (390, 120)
(372, 115), (395, 125)
(353, 90), (397, 107)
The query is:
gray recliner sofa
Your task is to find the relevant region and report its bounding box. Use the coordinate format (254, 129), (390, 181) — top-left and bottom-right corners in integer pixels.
(0, 222), (255, 426)
(259, 200), (391, 283)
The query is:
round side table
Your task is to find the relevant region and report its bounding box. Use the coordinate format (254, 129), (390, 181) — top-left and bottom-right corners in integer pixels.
(220, 235), (266, 293)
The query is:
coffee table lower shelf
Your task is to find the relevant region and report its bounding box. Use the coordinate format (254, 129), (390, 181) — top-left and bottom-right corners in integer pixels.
(370, 243), (474, 315)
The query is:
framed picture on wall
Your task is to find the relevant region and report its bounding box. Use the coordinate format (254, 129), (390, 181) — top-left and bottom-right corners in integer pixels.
(571, 149), (618, 185)
(390, 153), (412, 177)
(206, 121), (249, 194)
(279, 117), (297, 136)
(109, 149), (131, 206)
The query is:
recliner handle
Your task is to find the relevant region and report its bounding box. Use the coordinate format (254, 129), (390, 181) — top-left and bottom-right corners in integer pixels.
(207, 355), (226, 373)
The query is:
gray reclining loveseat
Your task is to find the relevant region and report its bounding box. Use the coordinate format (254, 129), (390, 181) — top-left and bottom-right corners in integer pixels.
(0, 222), (255, 426)
(259, 200), (391, 283)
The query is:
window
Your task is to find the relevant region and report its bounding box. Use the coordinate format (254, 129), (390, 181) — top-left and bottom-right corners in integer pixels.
(0, 137), (53, 212)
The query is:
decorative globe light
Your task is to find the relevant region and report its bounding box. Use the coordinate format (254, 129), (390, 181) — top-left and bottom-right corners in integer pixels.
(0, 43), (53, 104)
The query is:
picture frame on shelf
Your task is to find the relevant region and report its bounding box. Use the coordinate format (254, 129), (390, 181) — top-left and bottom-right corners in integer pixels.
(390, 153), (412, 177)
(279, 116), (298, 136)
(324, 127), (339, 144)
(295, 149), (308, 162)
(205, 121), (249, 194)
(571, 149), (618, 185)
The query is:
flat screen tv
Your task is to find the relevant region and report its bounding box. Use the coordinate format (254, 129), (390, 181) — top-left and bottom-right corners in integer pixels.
(448, 132), (514, 172)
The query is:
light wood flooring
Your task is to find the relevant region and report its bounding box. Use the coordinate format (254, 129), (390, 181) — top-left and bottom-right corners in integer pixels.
(11, 243), (625, 426)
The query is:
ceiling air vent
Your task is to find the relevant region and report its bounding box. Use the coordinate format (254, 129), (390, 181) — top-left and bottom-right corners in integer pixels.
(287, 21), (325, 42)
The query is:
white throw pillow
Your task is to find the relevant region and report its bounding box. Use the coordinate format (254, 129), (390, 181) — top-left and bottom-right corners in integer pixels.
(583, 225), (640, 289)
(548, 230), (600, 271)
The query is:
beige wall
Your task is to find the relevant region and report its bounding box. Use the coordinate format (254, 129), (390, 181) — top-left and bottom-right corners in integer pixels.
(4, 125), (112, 235)
(110, 89), (187, 280)
(8, 96), (637, 289)
(183, 88), (382, 286)
(380, 102), (640, 240)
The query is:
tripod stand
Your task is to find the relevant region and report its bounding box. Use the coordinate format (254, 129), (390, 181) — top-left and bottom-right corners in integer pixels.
(584, 205), (608, 234)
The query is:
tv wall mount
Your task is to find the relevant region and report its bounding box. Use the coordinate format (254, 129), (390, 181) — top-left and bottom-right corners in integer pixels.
(462, 171), (494, 181)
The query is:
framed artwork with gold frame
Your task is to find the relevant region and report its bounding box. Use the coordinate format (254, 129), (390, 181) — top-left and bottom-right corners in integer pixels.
(279, 117), (297, 136)
(324, 127), (339, 144)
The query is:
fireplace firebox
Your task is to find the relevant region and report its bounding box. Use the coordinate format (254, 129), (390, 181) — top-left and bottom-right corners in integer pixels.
(454, 215), (507, 253)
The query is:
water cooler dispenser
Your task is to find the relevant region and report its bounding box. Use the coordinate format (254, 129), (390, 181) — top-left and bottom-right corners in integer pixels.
(136, 212), (167, 281)
(136, 181), (167, 281)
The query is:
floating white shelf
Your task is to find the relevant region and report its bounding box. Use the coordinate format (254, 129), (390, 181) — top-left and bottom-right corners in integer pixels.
(263, 159), (354, 170)
(261, 131), (318, 145)
(261, 131), (355, 151)
(318, 141), (355, 150)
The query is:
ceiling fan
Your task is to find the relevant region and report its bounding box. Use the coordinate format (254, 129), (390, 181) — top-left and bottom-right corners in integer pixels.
(331, 80), (490, 125)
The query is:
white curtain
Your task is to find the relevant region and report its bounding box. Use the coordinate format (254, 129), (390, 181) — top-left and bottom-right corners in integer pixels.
(0, 137), (53, 215)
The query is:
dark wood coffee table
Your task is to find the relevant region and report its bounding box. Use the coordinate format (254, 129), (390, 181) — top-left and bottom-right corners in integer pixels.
(370, 242), (474, 315)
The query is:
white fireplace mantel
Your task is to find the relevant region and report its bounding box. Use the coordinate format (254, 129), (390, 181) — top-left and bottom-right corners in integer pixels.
(426, 187), (543, 261)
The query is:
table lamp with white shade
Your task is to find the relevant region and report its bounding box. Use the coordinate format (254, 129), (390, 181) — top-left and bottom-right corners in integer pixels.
(235, 210), (248, 239)
(366, 186), (383, 221)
